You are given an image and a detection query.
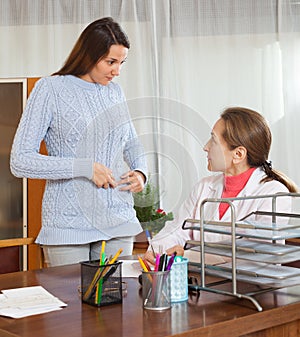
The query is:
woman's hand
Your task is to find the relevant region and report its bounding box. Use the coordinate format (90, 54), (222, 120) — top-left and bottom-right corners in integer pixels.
(144, 245), (185, 266)
(118, 170), (145, 193)
(166, 245), (184, 257)
(92, 163), (117, 189)
(144, 250), (156, 266)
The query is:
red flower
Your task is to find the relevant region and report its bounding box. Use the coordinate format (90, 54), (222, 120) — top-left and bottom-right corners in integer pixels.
(156, 209), (166, 215)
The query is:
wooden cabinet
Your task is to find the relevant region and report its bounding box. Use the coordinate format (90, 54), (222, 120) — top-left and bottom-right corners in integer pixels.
(0, 78), (28, 272)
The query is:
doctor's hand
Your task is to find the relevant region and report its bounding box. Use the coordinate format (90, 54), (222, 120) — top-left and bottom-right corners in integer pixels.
(144, 245), (185, 266)
(144, 250), (156, 266)
(92, 163), (117, 189)
(166, 245), (184, 257)
(118, 170), (145, 193)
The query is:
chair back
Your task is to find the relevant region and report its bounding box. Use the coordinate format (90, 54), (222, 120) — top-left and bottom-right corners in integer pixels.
(0, 238), (35, 274)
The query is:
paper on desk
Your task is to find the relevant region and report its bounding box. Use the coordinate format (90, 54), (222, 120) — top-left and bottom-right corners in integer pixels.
(184, 249), (227, 265)
(119, 250), (227, 278)
(0, 286), (67, 319)
(119, 260), (141, 278)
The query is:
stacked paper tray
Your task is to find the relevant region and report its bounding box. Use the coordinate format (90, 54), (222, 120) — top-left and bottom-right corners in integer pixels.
(205, 261), (300, 288)
(186, 239), (300, 264)
(183, 218), (300, 240)
(201, 224), (300, 241)
(184, 198), (300, 310)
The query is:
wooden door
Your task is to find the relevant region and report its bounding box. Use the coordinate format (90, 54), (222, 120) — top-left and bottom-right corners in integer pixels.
(27, 78), (46, 269)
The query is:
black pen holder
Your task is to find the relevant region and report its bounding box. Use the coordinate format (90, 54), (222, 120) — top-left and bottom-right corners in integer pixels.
(80, 260), (123, 307)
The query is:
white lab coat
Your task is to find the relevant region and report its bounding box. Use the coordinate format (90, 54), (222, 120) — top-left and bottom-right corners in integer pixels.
(151, 168), (291, 252)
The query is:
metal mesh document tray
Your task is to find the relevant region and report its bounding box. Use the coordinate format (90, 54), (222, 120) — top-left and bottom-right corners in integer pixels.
(183, 192), (300, 312)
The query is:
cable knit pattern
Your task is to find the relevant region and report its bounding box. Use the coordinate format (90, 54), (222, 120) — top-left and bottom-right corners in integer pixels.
(10, 75), (147, 244)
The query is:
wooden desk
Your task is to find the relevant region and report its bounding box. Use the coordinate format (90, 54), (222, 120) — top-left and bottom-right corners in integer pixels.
(0, 265), (300, 337)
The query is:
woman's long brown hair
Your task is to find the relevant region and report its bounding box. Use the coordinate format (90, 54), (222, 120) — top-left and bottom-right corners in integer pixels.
(221, 107), (298, 192)
(53, 17), (130, 76)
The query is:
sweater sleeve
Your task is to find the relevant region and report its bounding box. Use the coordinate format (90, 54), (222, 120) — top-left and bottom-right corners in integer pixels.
(118, 86), (148, 180)
(10, 77), (93, 180)
(123, 126), (148, 178)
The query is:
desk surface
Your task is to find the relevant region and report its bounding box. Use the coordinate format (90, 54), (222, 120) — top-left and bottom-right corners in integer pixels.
(0, 264), (300, 337)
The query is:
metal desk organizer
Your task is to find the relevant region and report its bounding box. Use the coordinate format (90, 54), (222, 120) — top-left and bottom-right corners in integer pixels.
(183, 192), (300, 311)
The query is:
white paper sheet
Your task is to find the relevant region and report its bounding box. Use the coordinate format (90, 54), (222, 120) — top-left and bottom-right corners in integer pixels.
(120, 260), (142, 278)
(184, 249), (227, 265)
(0, 286), (67, 319)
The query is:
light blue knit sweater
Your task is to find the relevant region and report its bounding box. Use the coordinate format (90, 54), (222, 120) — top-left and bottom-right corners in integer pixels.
(10, 75), (147, 245)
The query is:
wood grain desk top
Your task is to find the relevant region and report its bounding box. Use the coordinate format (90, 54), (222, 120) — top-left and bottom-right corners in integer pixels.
(0, 264), (300, 337)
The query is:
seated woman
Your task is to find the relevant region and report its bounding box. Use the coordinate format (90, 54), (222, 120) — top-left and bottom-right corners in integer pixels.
(144, 107), (298, 264)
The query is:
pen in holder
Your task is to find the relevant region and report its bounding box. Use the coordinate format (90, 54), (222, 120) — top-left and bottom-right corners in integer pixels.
(81, 260), (123, 307)
(142, 270), (171, 311)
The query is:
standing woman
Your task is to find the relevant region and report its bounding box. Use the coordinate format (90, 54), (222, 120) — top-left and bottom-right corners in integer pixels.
(10, 17), (147, 266)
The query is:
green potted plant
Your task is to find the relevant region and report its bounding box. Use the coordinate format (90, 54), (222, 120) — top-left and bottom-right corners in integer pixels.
(134, 178), (173, 236)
